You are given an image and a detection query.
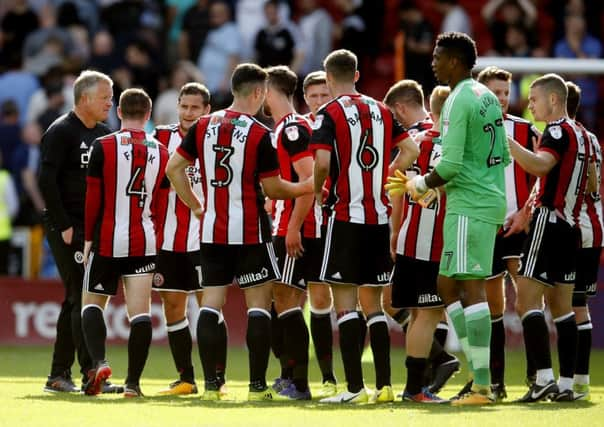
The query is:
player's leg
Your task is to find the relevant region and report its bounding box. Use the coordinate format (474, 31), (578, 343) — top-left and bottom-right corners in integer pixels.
(272, 280), (310, 400)
(43, 220), (89, 391)
(485, 273), (506, 398)
(195, 290), (228, 394)
(154, 250), (201, 395)
(571, 246), (600, 400)
(545, 284), (578, 401)
(80, 252), (114, 396)
(359, 285), (392, 402)
(122, 259), (154, 398)
(308, 281), (337, 394)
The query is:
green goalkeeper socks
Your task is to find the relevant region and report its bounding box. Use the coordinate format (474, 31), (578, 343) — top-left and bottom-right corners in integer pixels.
(446, 301), (473, 373)
(464, 302), (492, 388)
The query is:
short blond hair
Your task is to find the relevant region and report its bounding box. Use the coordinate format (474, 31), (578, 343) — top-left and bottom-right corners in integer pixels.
(429, 85), (450, 117)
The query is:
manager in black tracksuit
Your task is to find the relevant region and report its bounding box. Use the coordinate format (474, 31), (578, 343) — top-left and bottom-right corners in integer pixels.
(39, 70), (115, 392)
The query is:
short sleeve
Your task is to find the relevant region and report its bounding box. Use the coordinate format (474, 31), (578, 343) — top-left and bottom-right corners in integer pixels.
(310, 110), (336, 152)
(282, 124), (311, 162)
(177, 122), (199, 162)
(257, 131), (280, 178)
(86, 139), (104, 179)
(538, 124), (569, 161)
(391, 113), (406, 143)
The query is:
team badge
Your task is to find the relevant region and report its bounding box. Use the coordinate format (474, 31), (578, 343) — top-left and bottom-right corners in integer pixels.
(153, 273), (164, 287)
(285, 126), (299, 141)
(549, 125), (562, 140)
(312, 114), (324, 130)
(74, 251), (84, 264)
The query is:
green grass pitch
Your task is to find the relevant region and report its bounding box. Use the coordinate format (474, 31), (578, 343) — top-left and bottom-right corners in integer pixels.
(1, 345), (601, 427)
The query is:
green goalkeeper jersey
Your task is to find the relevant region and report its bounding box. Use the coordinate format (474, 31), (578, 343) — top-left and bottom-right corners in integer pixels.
(434, 78), (510, 225)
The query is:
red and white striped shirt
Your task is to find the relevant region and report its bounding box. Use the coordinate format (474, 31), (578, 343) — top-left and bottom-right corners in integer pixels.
(503, 114), (538, 222)
(85, 129), (169, 257)
(310, 94), (405, 225)
(154, 124), (202, 252)
(536, 118), (590, 227)
(397, 129), (446, 262)
(578, 129), (603, 248)
(272, 113), (321, 238)
(177, 110), (279, 245)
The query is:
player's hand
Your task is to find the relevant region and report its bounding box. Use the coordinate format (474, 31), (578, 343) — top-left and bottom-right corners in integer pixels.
(384, 169), (409, 197)
(390, 232), (397, 262)
(286, 227), (304, 259)
(83, 240), (92, 266)
(503, 205), (532, 237)
(192, 206), (204, 220)
(405, 175), (429, 201)
(61, 227), (73, 245)
(264, 197), (273, 215)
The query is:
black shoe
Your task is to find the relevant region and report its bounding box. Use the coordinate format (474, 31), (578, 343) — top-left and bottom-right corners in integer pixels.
(491, 383), (507, 401)
(44, 373), (79, 393)
(525, 375), (536, 388)
(514, 380), (558, 403)
(102, 381), (125, 394)
(553, 389), (585, 402)
(450, 379), (473, 400)
(428, 358), (460, 394)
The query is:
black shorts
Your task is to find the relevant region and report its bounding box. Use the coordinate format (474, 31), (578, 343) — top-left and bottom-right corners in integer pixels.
(518, 208), (580, 287)
(391, 255), (443, 309)
(320, 219), (392, 286)
(199, 242), (279, 289)
(273, 236), (322, 290)
(84, 252), (156, 296)
(153, 250), (202, 293)
(489, 231), (527, 278)
(574, 247), (601, 298)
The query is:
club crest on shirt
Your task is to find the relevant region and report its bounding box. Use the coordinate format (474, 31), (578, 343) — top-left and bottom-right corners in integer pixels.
(312, 114), (324, 130)
(285, 126), (299, 141)
(153, 273), (164, 287)
(74, 251), (84, 264)
(549, 125), (562, 140)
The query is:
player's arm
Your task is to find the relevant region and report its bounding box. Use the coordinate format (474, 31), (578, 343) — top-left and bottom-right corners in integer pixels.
(586, 156), (598, 194)
(83, 140), (103, 264)
(392, 135), (420, 173)
(287, 155), (314, 257)
(166, 151), (203, 218)
(38, 126), (73, 241)
(259, 131), (313, 200)
(166, 122), (203, 218)
(309, 111), (335, 204)
(313, 149), (330, 204)
(507, 135), (558, 177)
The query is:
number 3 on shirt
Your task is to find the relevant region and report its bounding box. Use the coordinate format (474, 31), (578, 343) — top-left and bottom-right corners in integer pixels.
(211, 144), (235, 188)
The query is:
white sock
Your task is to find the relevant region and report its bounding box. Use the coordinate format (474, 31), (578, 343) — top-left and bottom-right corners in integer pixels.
(574, 374), (589, 385)
(557, 376), (573, 392)
(535, 369), (554, 386)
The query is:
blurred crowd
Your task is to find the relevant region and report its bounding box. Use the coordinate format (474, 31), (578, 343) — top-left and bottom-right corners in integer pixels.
(0, 0), (602, 276)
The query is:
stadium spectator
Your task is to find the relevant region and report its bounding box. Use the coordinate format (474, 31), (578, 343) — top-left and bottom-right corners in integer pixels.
(197, 1), (241, 110)
(0, 100), (24, 176)
(254, 0), (304, 74)
(0, 0), (39, 70)
(0, 150), (19, 275)
(39, 70), (120, 394)
(80, 88), (169, 398)
(398, 2), (436, 94)
(153, 61), (204, 126)
(435, 0), (472, 36)
(333, 0), (367, 61)
(180, 0), (211, 62)
(26, 65), (73, 129)
(14, 121), (45, 226)
(297, 0), (333, 76)
(237, 0), (291, 62)
(554, 13), (602, 130)
(86, 30), (121, 76)
(163, 0), (196, 66)
(0, 55), (40, 127)
(482, 0), (537, 56)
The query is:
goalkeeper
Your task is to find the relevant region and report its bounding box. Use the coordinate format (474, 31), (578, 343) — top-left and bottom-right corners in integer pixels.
(387, 32), (510, 405)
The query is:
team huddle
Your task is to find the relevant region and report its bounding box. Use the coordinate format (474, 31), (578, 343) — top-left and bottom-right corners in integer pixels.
(39, 31), (601, 406)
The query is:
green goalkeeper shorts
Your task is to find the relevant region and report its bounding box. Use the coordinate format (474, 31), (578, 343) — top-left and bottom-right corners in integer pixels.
(439, 213), (499, 280)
